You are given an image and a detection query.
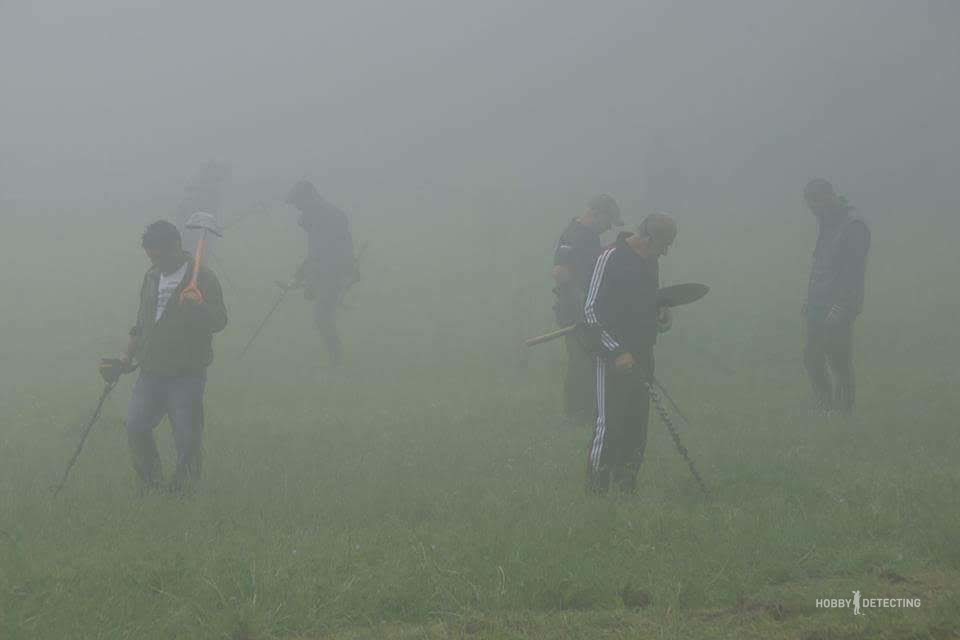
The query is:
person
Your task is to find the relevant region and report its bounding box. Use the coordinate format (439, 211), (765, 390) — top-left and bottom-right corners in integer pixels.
(802, 179), (870, 415)
(175, 160), (231, 256)
(551, 194), (623, 426)
(286, 180), (355, 365)
(99, 220), (227, 493)
(582, 213), (676, 494)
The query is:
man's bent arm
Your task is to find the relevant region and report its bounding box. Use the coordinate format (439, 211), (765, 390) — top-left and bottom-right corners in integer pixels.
(583, 248), (624, 355)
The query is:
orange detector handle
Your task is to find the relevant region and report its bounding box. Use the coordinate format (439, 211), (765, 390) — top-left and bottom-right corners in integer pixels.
(180, 235), (206, 303)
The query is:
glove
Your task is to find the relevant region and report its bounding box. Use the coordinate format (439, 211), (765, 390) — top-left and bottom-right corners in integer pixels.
(98, 358), (135, 384)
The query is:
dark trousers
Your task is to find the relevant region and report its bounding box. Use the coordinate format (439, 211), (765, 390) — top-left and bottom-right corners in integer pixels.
(564, 334), (596, 422)
(587, 353), (652, 494)
(125, 371), (206, 491)
(804, 312), (856, 413)
(308, 275), (343, 364)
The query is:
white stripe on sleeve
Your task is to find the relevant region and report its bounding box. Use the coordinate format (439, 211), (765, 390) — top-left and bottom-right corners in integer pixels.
(583, 247), (620, 351)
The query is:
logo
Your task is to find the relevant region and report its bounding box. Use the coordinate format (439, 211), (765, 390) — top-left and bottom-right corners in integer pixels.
(816, 590), (921, 615)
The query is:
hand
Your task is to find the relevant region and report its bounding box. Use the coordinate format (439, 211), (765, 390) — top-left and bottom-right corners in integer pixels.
(180, 288), (204, 305)
(657, 306), (673, 334)
(614, 352), (636, 373)
(551, 265), (572, 284)
(98, 357), (133, 383)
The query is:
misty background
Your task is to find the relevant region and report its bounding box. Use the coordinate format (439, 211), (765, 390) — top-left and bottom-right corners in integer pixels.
(3, 4), (960, 636)
(2, 0), (958, 219)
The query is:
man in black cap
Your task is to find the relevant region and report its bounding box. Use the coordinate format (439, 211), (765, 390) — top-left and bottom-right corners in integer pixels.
(583, 213), (676, 494)
(286, 180), (355, 365)
(802, 179), (870, 415)
(551, 194), (623, 427)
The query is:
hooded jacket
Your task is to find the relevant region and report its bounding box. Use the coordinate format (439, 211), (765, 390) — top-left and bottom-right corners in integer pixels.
(807, 212), (870, 316)
(130, 253), (228, 375)
(583, 235), (660, 359)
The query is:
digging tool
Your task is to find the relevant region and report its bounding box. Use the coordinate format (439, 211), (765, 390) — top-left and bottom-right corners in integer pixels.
(180, 211), (223, 304)
(524, 283), (709, 347)
(238, 279), (300, 359)
(53, 363), (138, 497)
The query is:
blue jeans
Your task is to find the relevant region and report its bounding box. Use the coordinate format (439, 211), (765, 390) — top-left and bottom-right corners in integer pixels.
(126, 371), (206, 490)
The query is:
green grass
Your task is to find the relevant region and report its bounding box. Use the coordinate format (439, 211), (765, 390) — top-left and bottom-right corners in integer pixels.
(1, 204), (958, 639)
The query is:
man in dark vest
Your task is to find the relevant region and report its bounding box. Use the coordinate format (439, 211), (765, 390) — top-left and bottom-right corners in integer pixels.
(286, 180), (355, 365)
(551, 194), (623, 426)
(802, 179), (870, 415)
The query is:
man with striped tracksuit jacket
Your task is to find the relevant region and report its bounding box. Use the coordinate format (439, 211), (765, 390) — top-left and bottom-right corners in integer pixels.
(551, 194), (623, 425)
(583, 214), (677, 494)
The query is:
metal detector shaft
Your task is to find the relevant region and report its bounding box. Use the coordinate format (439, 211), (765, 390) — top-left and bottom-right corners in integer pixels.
(239, 286), (290, 359)
(652, 377), (694, 432)
(53, 381), (118, 497)
(642, 373), (709, 496)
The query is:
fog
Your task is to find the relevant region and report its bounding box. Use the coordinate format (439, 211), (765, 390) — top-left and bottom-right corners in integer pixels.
(3, 2), (960, 638)
(3, 0), (958, 215)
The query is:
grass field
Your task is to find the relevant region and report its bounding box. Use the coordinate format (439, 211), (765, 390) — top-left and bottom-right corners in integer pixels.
(1, 201), (958, 639)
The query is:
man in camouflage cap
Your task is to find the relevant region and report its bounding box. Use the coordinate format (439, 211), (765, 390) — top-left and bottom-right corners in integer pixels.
(551, 194), (623, 427)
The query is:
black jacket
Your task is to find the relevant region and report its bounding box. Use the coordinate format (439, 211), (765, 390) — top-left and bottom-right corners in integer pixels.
(583, 237), (660, 358)
(130, 253), (228, 375)
(807, 214), (870, 315)
(300, 198), (354, 276)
